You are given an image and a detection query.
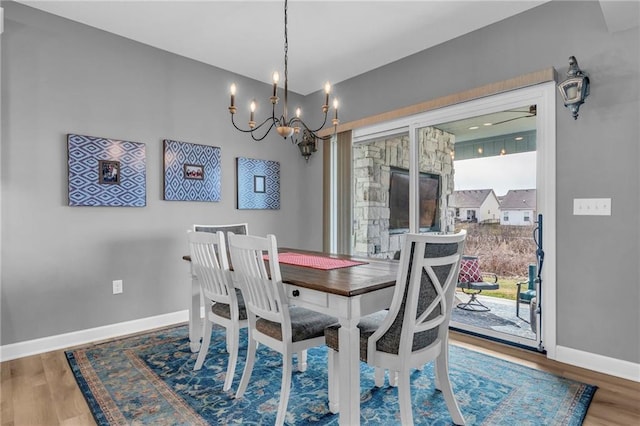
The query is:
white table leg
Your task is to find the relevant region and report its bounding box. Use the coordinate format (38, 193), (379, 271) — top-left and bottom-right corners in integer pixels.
(189, 268), (202, 353)
(338, 317), (360, 426)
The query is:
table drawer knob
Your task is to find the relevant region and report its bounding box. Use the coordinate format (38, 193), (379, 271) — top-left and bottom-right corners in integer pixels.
(292, 289), (300, 297)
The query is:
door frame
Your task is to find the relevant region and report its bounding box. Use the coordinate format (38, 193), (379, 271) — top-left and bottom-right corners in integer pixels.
(350, 82), (557, 357)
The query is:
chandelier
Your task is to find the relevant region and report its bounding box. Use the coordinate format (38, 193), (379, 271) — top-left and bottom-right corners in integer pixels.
(228, 0), (339, 161)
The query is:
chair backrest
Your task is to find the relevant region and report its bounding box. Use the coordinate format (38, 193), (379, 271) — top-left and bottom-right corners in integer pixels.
(227, 233), (289, 327)
(368, 230), (467, 359)
(187, 231), (234, 305)
(192, 223), (249, 266)
(458, 255), (482, 284)
(193, 223), (249, 236)
(527, 263), (537, 290)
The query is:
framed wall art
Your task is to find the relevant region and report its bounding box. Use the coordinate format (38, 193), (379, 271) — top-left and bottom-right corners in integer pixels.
(236, 157), (280, 210)
(163, 140), (221, 202)
(67, 134), (146, 207)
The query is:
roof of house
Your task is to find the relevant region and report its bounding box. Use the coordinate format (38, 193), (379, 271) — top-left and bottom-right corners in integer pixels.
(449, 189), (495, 208)
(500, 189), (537, 210)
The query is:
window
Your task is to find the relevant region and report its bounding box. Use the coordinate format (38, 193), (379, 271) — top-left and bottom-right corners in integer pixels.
(524, 212), (530, 222)
(503, 212), (509, 222)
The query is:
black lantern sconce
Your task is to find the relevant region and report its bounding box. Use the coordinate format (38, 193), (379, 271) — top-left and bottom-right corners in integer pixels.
(557, 56), (590, 120)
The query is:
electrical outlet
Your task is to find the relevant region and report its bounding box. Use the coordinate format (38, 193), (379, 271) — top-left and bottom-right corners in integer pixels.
(112, 279), (123, 294)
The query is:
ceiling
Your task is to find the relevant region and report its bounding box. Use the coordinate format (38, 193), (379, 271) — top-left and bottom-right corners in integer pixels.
(437, 105), (537, 142)
(16, 0), (551, 95)
(11, 1), (635, 144)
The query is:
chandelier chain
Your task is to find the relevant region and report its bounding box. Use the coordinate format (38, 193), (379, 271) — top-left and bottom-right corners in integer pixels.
(283, 0), (289, 121)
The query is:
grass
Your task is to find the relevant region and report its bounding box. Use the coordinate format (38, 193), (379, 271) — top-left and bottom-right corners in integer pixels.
(456, 278), (524, 301)
(481, 278), (520, 300)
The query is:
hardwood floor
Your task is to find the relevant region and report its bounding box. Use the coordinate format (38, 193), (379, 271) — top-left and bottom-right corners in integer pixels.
(1, 330), (639, 425)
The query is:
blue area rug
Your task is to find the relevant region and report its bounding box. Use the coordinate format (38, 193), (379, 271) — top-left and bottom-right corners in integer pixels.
(66, 324), (596, 425)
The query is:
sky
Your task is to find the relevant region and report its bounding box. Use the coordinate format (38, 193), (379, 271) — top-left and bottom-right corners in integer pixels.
(453, 151), (536, 197)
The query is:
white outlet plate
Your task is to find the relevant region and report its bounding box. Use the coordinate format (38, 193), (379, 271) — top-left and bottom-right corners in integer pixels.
(573, 198), (611, 216)
(112, 279), (123, 294)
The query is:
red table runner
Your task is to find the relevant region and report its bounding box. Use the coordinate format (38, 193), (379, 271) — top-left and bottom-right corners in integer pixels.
(264, 252), (367, 270)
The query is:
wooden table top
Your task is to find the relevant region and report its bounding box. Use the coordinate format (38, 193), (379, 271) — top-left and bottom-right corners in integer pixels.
(183, 248), (399, 298)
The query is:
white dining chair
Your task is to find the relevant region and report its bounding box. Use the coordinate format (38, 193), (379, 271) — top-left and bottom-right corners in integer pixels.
(192, 222), (248, 267)
(228, 232), (338, 426)
(187, 231), (248, 392)
(325, 230), (468, 425)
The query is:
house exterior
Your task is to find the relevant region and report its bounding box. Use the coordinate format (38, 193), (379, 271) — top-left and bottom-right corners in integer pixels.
(499, 189), (537, 226)
(449, 189), (500, 223)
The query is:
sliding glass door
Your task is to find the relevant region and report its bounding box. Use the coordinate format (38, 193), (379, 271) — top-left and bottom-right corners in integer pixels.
(337, 82), (556, 353)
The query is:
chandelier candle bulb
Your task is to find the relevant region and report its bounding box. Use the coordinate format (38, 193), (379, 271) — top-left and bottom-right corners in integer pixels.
(249, 100), (256, 128)
(296, 108), (301, 118)
(272, 72), (279, 97)
(228, 84), (237, 114)
(324, 82), (331, 106)
(230, 84), (236, 107)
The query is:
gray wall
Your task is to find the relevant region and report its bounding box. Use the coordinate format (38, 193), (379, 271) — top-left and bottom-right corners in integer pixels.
(1, 1), (321, 345)
(2, 1), (639, 367)
(327, 0), (639, 364)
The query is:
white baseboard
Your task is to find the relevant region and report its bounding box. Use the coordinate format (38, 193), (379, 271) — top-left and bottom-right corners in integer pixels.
(0, 310), (189, 362)
(556, 345), (640, 383)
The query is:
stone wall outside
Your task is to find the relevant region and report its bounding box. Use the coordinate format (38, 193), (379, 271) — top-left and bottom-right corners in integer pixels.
(353, 127), (455, 258)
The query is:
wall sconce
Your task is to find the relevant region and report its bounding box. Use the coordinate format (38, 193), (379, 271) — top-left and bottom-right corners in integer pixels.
(557, 56), (590, 119)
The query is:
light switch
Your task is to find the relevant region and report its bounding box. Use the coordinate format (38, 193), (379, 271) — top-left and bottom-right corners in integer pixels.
(573, 198), (611, 216)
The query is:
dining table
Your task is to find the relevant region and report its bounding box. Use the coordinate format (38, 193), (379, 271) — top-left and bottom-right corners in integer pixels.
(183, 248), (399, 426)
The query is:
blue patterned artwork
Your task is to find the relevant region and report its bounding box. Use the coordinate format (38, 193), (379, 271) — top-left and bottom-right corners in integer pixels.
(236, 157), (280, 210)
(67, 134), (146, 207)
(163, 140), (221, 202)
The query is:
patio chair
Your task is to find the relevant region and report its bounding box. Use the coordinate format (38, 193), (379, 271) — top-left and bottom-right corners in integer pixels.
(325, 231), (467, 425)
(516, 263), (537, 320)
(228, 232), (338, 426)
(187, 231), (248, 392)
(456, 255), (499, 312)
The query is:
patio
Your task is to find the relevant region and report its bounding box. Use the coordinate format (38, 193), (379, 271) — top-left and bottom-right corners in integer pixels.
(451, 293), (537, 341)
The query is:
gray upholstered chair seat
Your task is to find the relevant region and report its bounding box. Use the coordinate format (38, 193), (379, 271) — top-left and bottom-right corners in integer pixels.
(325, 308), (441, 360)
(257, 306), (337, 342)
(463, 281), (499, 291)
(211, 289), (248, 320)
(324, 310), (388, 362)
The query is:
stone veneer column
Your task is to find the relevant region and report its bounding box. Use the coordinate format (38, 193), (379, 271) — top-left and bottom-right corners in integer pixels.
(353, 127), (455, 258)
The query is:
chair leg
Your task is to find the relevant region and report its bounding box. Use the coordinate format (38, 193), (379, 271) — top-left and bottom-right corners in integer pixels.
(456, 291), (491, 312)
(297, 350), (308, 372)
(397, 369), (414, 426)
(275, 349), (293, 426)
(235, 331), (257, 399)
(374, 367), (384, 387)
(435, 351), (466, 426)
(223, 324), (240, 392)
(327, 348), (340, 414)
(225, 328), (232, 353)
(193, 318), (212, 371)
(389, 370), (398, 387)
